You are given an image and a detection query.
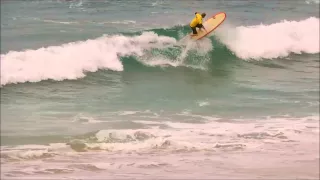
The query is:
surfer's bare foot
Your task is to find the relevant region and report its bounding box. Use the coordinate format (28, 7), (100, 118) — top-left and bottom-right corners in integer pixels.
(190, 34), (197, 36)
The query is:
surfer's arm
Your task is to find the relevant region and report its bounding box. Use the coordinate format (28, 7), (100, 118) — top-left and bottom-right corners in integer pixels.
(203, 27), (207, 32)
(198, 16), (207, 32)
(199, 24), (207, 32)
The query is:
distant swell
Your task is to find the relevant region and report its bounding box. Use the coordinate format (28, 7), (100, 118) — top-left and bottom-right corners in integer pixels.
(1, 17), (319, 86)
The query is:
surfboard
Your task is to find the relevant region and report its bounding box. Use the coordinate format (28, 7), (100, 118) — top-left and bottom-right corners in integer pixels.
(187, 12), (226, 41)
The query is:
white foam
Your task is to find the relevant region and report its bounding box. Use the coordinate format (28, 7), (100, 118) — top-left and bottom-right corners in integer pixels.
(134, 120), (163, 125)
(117, 111), (139, 116)
(1, 115), (318, 162)
(42, 19), (78, 25)
(145, 37), (213, 70)
(68, 0), (84, 8)
(178, 37), (213, 55)
(72, 114), (103, 124)
(141, 57), (181, 67)
(151, 0), (164, 6)
(216, 17), (320, 60)
(0, 32), (177, 86)
(87, 116), (317, 152)
(1, 116), (319, 179)
(305, 0), (320, 4)
(197, 101), (210, 107)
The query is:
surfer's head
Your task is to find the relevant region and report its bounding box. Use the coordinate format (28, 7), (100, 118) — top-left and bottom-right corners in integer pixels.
(201, 13), (206, 18)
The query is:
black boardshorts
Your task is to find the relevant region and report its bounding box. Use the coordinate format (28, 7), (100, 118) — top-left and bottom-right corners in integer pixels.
(190, 24), (204, 35)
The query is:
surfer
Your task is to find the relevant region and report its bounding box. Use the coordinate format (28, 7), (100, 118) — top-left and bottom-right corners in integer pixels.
(189, 12), (207, 36)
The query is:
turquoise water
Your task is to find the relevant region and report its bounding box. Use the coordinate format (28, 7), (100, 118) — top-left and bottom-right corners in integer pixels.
(1, 0), (319, 179)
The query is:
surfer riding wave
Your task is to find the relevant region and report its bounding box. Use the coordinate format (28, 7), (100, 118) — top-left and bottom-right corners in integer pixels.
(189, 12), (207, 36)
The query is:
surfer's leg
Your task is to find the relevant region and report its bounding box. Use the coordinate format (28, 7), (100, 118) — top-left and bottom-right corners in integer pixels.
(190, 26), (197, 35)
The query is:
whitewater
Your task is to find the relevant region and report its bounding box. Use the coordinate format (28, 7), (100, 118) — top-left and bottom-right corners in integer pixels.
(1, 17), (319, 86)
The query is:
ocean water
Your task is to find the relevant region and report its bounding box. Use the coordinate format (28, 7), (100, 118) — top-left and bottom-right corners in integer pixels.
(1, 0), (319, 179)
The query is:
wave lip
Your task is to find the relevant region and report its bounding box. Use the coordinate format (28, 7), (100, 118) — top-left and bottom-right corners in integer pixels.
(0, 32), (177, 86)
(217, 17), (320, 60)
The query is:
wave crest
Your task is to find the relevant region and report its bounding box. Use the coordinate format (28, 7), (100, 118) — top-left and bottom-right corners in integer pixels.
(0, 32), (176, 86)
(216, 17), (319, 60)
(1, 17), (319, 86)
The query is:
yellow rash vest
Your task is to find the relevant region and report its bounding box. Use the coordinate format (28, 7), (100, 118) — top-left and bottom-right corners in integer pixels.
(190, 13), (203, 27)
